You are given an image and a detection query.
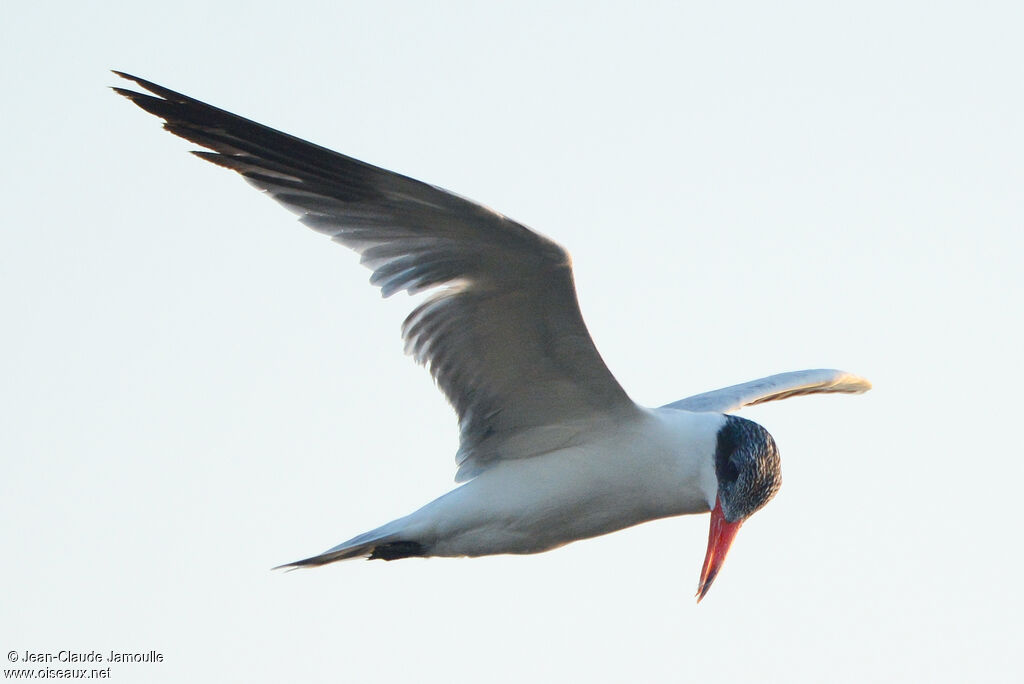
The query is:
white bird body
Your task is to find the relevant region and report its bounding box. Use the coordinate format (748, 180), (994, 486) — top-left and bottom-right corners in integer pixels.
(364, 408), (724, 558)
(114, 72), (871, 598)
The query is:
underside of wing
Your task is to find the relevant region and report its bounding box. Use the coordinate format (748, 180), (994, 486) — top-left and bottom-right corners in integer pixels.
(664, 369), (871, 414)
(113, 72), (636, 481)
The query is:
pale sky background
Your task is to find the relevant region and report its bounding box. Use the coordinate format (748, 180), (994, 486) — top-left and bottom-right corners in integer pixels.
(3, 2), (1022, 682)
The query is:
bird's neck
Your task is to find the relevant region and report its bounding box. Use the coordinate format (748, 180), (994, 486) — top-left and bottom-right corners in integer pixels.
(645, 407), (726, 513)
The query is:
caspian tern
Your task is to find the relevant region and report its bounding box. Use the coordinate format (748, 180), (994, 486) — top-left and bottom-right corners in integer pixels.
(114, 72), (871, 601)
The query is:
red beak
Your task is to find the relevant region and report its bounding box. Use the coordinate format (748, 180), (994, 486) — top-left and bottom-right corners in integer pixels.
(696, 496), (743, 602)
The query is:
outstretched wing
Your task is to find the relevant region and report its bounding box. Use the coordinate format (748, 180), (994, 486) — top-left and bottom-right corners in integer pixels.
(663, 369), (871, 414)
(114, 72), (636, 482)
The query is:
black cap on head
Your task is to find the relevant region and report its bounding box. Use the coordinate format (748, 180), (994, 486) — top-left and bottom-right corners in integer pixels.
(714, 415), (782, 523)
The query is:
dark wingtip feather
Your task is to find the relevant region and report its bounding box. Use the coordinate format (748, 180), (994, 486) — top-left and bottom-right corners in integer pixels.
(110, 85), (141, 100)
(111, 70), (191, 103)
(111, 70), (158, 96)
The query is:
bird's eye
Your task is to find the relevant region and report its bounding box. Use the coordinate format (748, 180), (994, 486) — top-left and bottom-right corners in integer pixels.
(720, 456), (740, 484)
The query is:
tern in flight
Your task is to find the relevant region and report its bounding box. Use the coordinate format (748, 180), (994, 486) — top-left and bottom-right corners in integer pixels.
(114, 72), (870, 601)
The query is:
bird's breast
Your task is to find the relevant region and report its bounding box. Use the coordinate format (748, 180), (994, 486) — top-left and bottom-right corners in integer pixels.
(408, 414), (717, 557)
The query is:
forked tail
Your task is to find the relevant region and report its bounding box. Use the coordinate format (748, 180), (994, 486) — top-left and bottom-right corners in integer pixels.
(273, 523), (426, 570)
